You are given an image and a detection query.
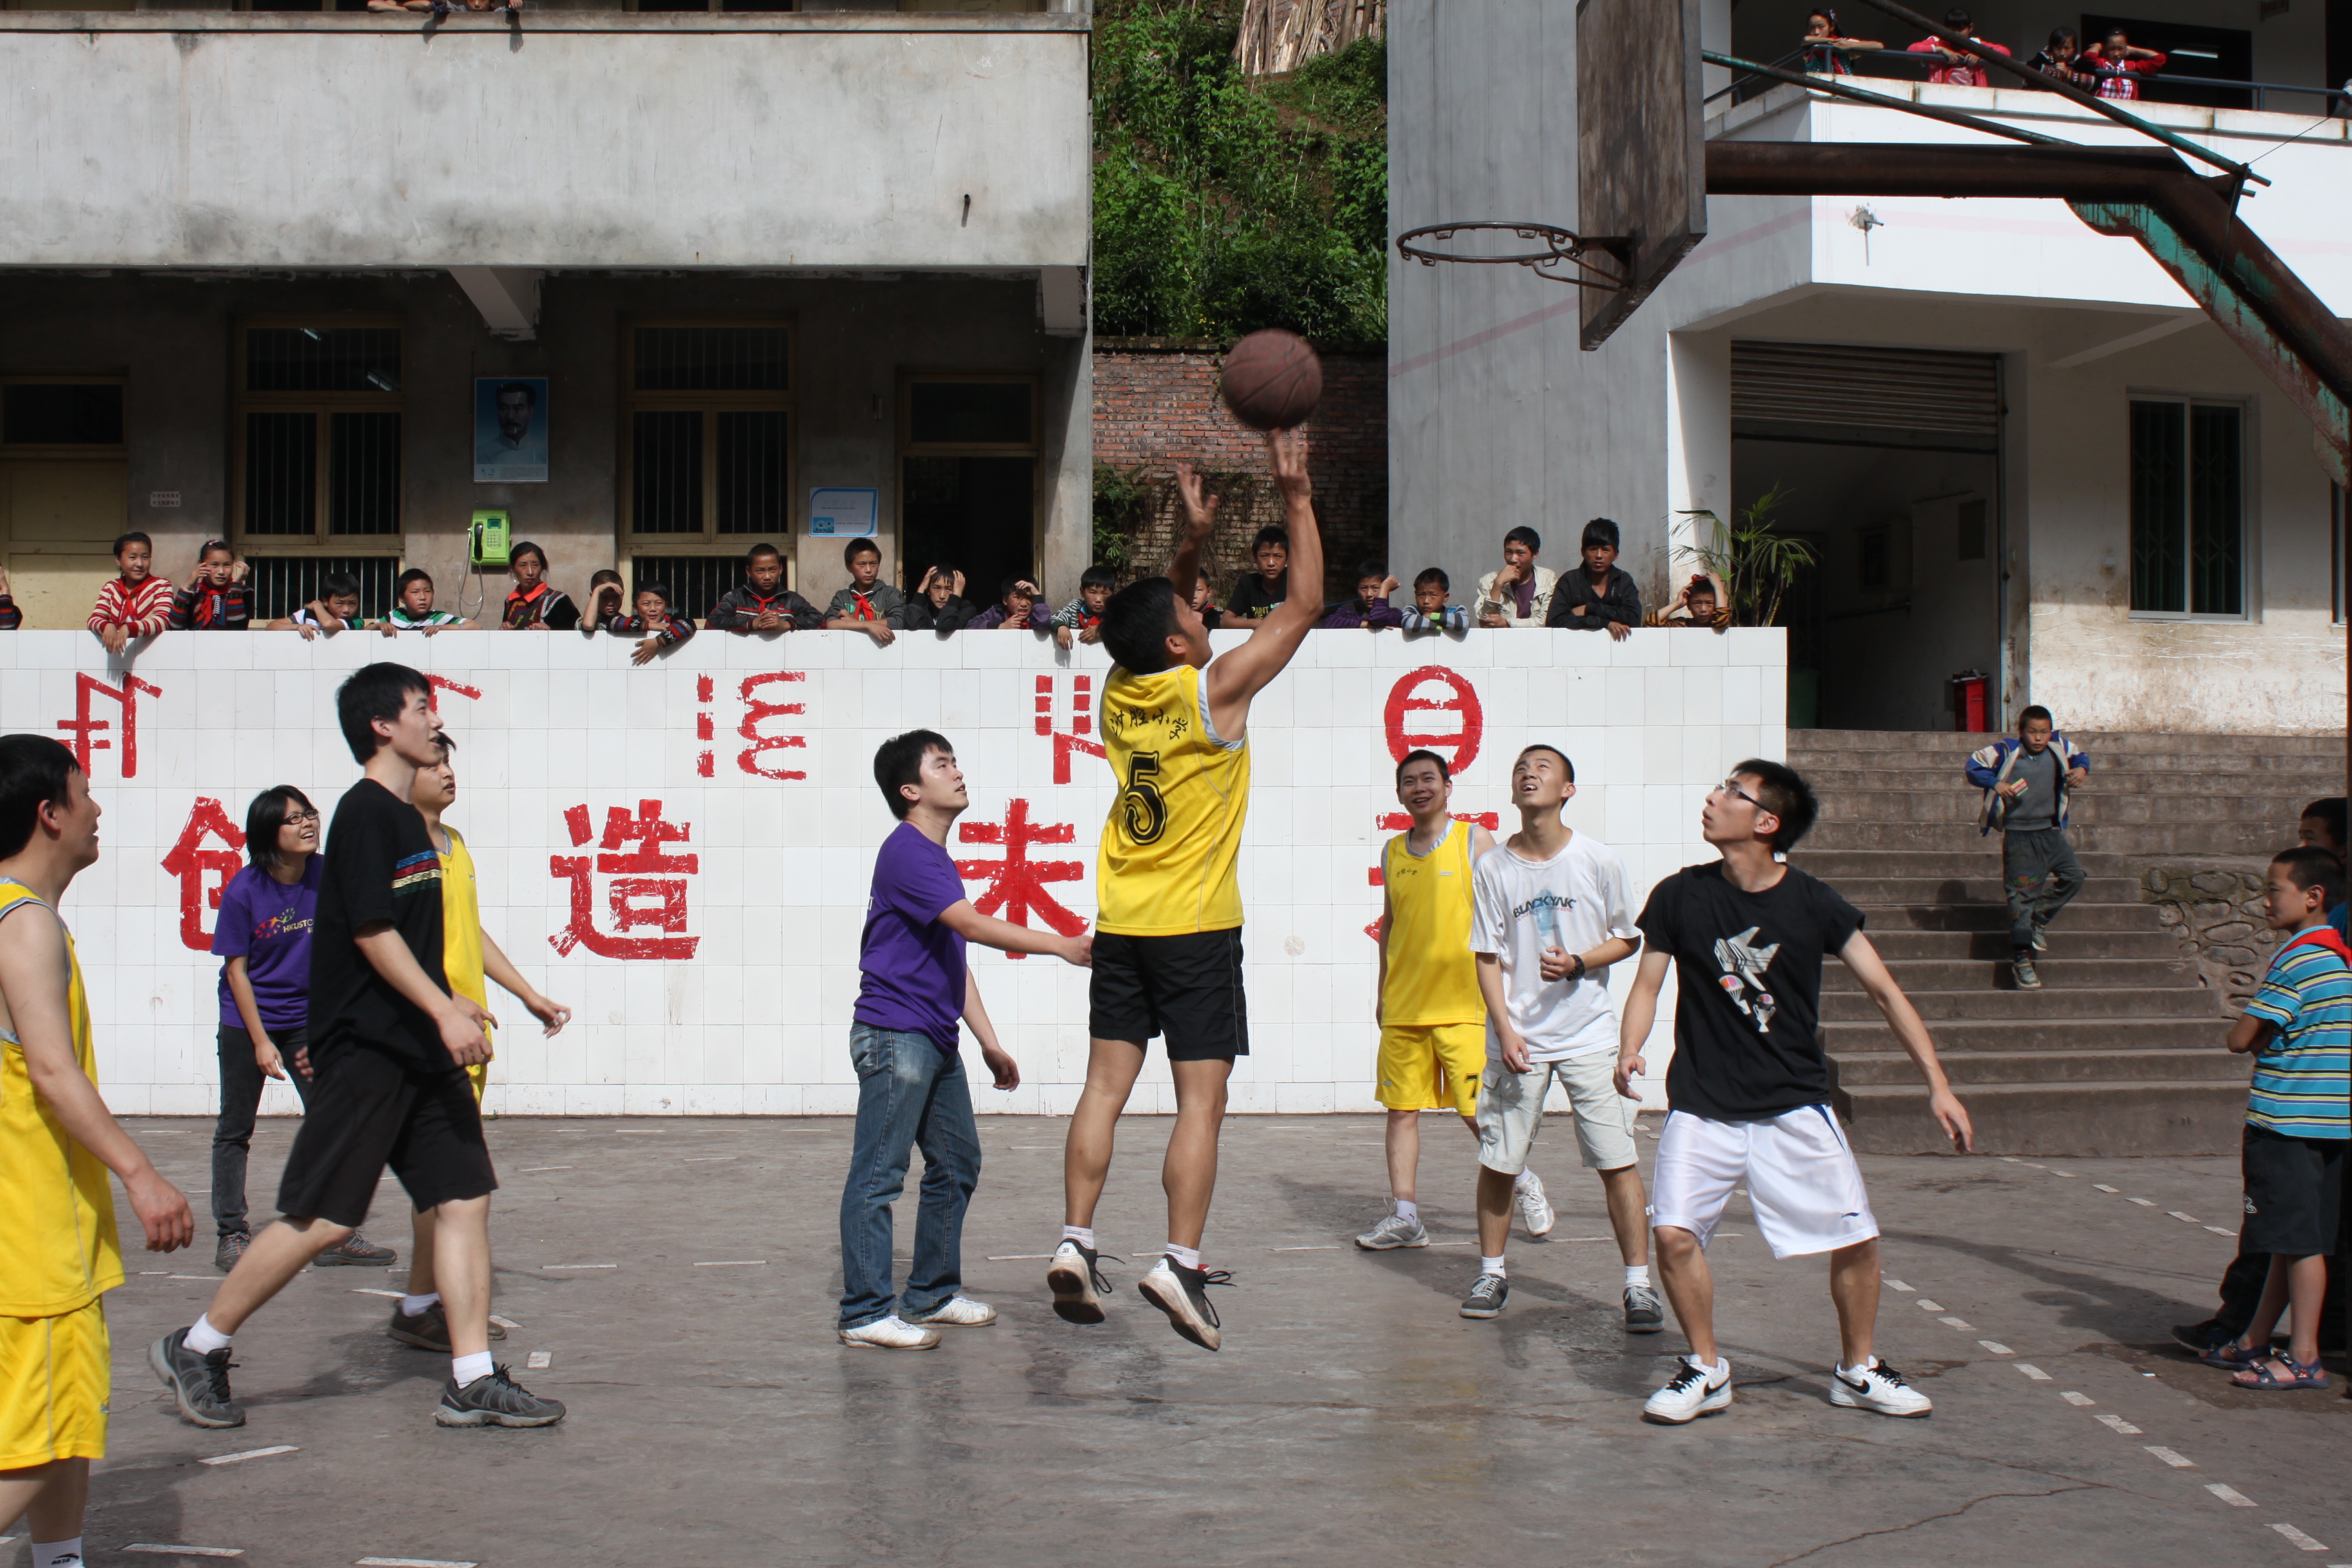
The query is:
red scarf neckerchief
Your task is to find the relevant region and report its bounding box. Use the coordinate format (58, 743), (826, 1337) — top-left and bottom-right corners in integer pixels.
(506, 580), (551, 627)
(2281, 927), (2352, 967)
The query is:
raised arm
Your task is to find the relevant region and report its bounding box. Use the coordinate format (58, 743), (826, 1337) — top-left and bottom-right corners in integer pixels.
(1166, 461), (1220, 594)
(1203, 428), (1322, 735)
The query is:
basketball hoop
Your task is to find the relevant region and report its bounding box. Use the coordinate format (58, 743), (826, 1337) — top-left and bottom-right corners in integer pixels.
(1394, 222), (1629, 293)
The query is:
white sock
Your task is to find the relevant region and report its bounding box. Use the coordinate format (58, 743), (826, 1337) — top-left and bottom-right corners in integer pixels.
(400, 1292), (441, 1316)
(1062, 1225), (1096, 1250)
(1480, 1255), (1507, 1277)
(452, 1350), (495, 1387)
(1690, 1354), (1729, 1380)
(1839, 1355), (1876, 1378)
(33, 1537), (84, 1568)
(1164, 1243), (1202, 1271)
(1624, 1264), (1650, 1289)
(1514, 1169), (1537, 1188)
(1393, 1198), (1420, 1223)
(184, 1314), (231, 1354)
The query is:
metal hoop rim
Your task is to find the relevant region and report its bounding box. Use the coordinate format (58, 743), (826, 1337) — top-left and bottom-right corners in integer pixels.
(1394, 220), (1589, 269)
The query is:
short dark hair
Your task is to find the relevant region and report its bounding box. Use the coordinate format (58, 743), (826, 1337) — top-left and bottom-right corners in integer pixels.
(1733, 759), (1820, 853)
(2017, 704), (2053, 730)
(1000, 576), (1039, 603)
(1414, 567), (1450, 592)
(874, 730), (951, 821)
(1102, 577), (1186, 673)
(746, 542), (783, 566)
(1396, 748), (1451, 785)
(2300, 798), (2349, 853)
(1252, 525), (1290, 554)
(0, 736), (82, 860)
(336, 663), (432, 764)
(843, 538), (881, 566)
(112, 531), (152, 559)
(2103, 27), (2127, 44)
(1356, 559), (1388, 585)
(1080, 564), (1119, 593)
(198, 538), (233, 560)
(497, 380), (537, 407)
(2273, 845), (2348, 911)
(1945, 8), (1971, 30)
(1503, 526), (1541, 555)
(1686, 574), (1717, 601)
(2046, 25), (2076, 49)
(1582, 518), (1620, 552)
(509, 540), (547, 571)
(1517, 743), (1574, 783)
(244, 785), (317, 873)
(396, 568), (433, 594)
(635, 581), (672, 608)
(321, 573), (361, 602)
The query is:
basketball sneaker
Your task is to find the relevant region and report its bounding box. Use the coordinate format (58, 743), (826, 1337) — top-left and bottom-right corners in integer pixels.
(1139, 1256), (1232, 1352)
(1642, 1355), (1733, 1424)
(1047, 1239), (1117, 1324)
(838, 1316), (943, 1351)
(905, 1296), (997, 1328)
(1828, 1356), (1933, 1417)
(1623, 1284), (1665, 1333)
(1354, 1211), (1428, 1250)
(1458, 1273), (1509, 1319)
(1514, 1171), (1555, 1240)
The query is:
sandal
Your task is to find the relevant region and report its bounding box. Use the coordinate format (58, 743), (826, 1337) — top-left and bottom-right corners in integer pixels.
(2232, 1354), (2328, 1391)
(2198, 1338), (2268, 1370)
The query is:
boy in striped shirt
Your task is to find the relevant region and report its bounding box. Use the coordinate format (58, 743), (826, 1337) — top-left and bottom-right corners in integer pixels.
(88, 532), (173, 654)
(2214, 846), (2352, 1390)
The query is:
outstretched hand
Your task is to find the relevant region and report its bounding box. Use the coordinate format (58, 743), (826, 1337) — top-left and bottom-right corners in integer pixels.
(1173, 460), (1220, 542)
(1264, 427), (1311, 496)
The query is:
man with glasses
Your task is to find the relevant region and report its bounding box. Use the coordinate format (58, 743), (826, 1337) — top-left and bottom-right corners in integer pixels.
(1615, 762), (1973, 1424)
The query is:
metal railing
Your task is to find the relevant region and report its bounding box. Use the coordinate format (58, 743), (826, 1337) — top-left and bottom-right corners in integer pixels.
(1713, 44), (2350, 118)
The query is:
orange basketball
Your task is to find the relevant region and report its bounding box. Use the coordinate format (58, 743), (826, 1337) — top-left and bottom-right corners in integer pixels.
(1219, 329), (1324, 431)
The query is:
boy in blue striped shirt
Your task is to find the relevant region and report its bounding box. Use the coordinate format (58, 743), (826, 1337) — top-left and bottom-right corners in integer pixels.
(2215, 846), (2352, 1390)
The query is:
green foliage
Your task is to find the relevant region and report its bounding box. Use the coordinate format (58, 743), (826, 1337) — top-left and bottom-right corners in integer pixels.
(1092, 461), (1149, 571)
(1676, 485), (1818, 629)
(1092, 0), (1388, 343)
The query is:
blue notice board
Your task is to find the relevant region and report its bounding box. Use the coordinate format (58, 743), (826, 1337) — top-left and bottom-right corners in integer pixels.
(808, 487), (879, 537)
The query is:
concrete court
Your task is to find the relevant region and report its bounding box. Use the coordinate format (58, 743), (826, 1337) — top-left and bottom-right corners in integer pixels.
(67, 1113), (2352, 1568)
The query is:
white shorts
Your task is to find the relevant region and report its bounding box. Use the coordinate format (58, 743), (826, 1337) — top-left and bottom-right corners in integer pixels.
(1649, 1105), (1879, 1260)
(1475, 1051), (1639, 1175)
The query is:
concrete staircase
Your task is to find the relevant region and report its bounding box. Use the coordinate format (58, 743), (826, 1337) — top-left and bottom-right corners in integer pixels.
(1788, 730), (2347, 1157)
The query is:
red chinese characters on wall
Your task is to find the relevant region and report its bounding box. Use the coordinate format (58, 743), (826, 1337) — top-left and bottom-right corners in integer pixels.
(549, 800), (701, 960)
(697, 674), (810, 781)
(58, 672), (163, 779)
(1035, 674), (1107, 784)
(1384, 666), (1484, 774)
(955, 799), (1088, 959)
(427, 674), (482, 711)
(163, 798), (246, 951)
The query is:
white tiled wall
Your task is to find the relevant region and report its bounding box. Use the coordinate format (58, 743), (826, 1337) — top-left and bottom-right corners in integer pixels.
(0, 627), (1785, 1117)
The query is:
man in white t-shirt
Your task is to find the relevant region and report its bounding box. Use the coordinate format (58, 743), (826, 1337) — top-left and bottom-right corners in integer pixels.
(1460, 745), (1661, 1334)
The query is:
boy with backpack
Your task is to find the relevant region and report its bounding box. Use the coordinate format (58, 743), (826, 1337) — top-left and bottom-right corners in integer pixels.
(1963, 706), (2091, 991)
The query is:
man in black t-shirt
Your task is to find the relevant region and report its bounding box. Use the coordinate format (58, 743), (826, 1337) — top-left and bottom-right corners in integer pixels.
(154, 664), (565, 1433)
(1614, 760), (1973, 1426)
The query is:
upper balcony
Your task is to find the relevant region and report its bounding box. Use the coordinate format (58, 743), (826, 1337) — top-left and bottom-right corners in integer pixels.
(0, 6), (1090, 272)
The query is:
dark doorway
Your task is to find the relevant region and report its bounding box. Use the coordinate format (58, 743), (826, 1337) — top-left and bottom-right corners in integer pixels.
(898, 376), (1039, 602)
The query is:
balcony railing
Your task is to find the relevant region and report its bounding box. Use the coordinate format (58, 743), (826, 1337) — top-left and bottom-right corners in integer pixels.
(1714, 45), (2350, 118)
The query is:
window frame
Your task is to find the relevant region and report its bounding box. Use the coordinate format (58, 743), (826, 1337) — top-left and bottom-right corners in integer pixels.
(896, 370), (1043, 583)
(0, 374), (129, 461)
(2125, 391), (2251, 623)
(617, 315), (798, 558)
(229, 317), (407, 558)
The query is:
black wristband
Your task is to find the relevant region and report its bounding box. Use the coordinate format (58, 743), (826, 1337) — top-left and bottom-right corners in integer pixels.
(1570, 953), (1587, 983)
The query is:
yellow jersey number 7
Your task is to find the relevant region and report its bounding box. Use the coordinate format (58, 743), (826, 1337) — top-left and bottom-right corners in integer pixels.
(1120, 751), (1167, 845)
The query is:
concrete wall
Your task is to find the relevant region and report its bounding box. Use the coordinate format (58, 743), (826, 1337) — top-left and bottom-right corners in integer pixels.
(0, 627), (1787, 1116)
(0, 12), (1089, 270)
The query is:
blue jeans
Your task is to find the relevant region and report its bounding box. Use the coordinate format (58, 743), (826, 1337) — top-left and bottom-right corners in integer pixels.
(837, 1024), (982, 1329)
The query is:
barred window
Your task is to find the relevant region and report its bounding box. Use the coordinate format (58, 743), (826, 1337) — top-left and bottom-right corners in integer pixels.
(234, 323), (404, 551)
(622, 321), (794, 559)
(2129, 397), (2244, 618)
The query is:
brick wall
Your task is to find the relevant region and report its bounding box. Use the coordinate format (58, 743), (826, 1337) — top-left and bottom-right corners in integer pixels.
(1092, 338), (1387, 606)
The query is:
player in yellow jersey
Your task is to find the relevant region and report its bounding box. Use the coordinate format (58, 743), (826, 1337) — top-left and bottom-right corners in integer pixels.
(1047, 427), (1320, 1352)
(389, 737), (570, 1356)
(1354, 749), (1494, 1251)
(0, 736), (193, 1568)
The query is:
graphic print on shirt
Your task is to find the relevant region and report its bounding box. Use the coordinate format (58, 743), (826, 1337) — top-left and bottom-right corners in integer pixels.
(1713, 926), (1781, 1033)
(1522, 893), (1571, 949)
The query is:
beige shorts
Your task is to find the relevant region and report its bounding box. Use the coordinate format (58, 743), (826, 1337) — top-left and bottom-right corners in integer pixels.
(1475, 1051), (1639, 1175)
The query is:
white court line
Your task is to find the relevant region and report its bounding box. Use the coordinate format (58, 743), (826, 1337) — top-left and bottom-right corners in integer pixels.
(2093, 1184), (2120, 1193)
(2208, 1484), (2257, 1507)
(2015, 1364), (2051, 1381)
(1271, 1245), (1341, 1252)
(2269, 1522), (2328, 1552)
(2059, 1391), (2094, 1407)
(1939, 1317), (1974, 1330)
(2146, 1446), (2195, 1469)
(542, 1264), (616, 1270)
(356, 1558), (478, 1567)
(617, 1130), (664, 1135)
(199, 1446), (299, 1467)
(142, 1271), (169, 1275)
(126, 1548), (243, 1558)
(2095, 1413), (2143, 1435)
(526, 1352), (552, 1369)
(2166, 1211), (2202, 1224)
(1979, 1341), (2013, 1355)
(167, 1275), (216, 1281)
(519, 1166), (572, 1173)
(985, 1254), (1057, 1261)
(350, 1289), (404, 1299)
(682, 1156), (736, 1162)
(1009, 1145), (1060, 1150)
(2206, 1226), (2238, 1236)
(2126, 1198), (2156, 1207)
(693, 1260), (767, 1267)
(1916, 1300), (1946, 1312)
(1884, 1279), (1914, 1292)
(491, 1315), (521, 1330)
(2045, 1168), (2075, 1177)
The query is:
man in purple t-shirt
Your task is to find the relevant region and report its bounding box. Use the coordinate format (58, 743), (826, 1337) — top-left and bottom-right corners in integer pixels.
(837, 730), (1092, 1350)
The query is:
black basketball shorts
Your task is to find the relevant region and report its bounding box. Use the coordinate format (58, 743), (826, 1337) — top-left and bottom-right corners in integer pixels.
(1088, 928), (1250, 1062)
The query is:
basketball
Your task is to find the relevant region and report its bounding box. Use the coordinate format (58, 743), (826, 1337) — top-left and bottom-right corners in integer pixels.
(1219, 329), (1323, 430)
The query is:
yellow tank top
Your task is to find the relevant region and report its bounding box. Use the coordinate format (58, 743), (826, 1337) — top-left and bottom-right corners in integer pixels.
(1380, 821), (1485, 1026)
(438, 826), (491, 1098)
(1096, 662), (1252, 936)
(0, 880), (125, 1316)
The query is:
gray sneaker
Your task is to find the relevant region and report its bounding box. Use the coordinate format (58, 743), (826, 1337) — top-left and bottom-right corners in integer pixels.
(434, 1365), (566, 1428)
(2029, 925), (2048, 953)
(1459, 1273), (1509, 1319)
(1354, 1211), (1428, 1250)
(388, 1301), (506, 1352)
(149, 1328), (244, 1429)
(2012, 956), (2042, 990)
(212, 1231), (250, 1274)
(313, 1229), (396, 1267)
(1624, 1284), (1665, 1333)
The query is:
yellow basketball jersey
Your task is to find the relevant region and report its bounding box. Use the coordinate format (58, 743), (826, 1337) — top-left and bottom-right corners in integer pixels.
(1096, 662), (1252, 936)
(1380, 821), (1484, 1026)
(438, 826), (492, 1100)
(0, 881), (125, 1317)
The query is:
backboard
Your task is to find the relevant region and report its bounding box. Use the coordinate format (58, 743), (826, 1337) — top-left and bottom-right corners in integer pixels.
(1576, 0), (1708, 349)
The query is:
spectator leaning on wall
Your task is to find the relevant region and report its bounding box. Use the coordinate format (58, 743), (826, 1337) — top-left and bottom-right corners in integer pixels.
(170, 541), (251, 632)
(0, 565), (23, 631)
(90, 531), (174, 653)
(1544, 519), (1642, 641)
(2080, 29), (2165, 101)
(1476, 527), (1554, 628)
(1906, 8), (2010, 86)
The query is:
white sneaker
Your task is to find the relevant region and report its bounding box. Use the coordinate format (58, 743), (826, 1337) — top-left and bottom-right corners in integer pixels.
(837, 1316), (941, 1351)
(1829, 1356), (1933, 1417)
(1354, 1211), (1428, 1250)
(1642, 1354), (1733, 1424)
(1047, 1239), (1112, 1324)
(1514, 1171), (1555, 1240)
(905, 1296), (997, 1328)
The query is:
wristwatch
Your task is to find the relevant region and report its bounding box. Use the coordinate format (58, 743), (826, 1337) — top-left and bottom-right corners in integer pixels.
(1569, 953), (1588, 983)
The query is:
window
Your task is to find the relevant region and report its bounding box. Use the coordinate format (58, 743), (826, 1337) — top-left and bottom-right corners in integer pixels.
(2129, 397), (2244, 617)
(244, 556), (399, 623)
(621, 322), (794, 555)
(899, 376), (1039, 598)
(1, 382), (125, 448)
(233, 324), (404, 552)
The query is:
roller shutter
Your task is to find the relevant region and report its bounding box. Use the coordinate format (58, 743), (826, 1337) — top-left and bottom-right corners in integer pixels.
(1731, 342), (2002, 451)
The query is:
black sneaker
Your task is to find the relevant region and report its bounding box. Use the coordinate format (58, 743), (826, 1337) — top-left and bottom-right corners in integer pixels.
(1624, 1284), (1666, 1333)
(149, 1328), (244, 1429)
(212, 1231), (250, 1274)
(2170, 1318), (2238, 1356)
(434, 1365), (566, 1428)
(313, 1229), (396, 1267)
(1137, 1257), (1232, 1352)
(1459, 1273), (1509, 1320)
(1047, 1239), (1118, 1324)
(2012, 956), (2042, 991)
(388, 1301), (509, 1352)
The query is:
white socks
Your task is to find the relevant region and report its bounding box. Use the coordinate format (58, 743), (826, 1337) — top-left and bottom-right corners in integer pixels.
(1062, 1225), (1096, 1250)
(1624, 1265), (1650, 1289)
(1689, 1354), (1729, 1380)
(1480, 1255), (1507, 1277)
(33, 1537), (84, 1568)
(452, 1350), (495, 1387)
(1514, 1169), (1538, 1189)
(1393, 1198), (1420, 1222)
(1164, 1243), (1202, 1271)
(184, 1314), (232, 1354)
(1838, 1356), (1877, 1379)
(401, 1292), (440, 1316)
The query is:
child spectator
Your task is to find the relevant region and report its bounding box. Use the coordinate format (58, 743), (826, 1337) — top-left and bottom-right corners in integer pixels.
(1656, 572), (1729, 628)
(1964, 705), (2090, 991)
(2210, 847), (2352, 1392)
(1053, 564), (1118, 649)
(1477, 527), (1555, 628)
(1545, 519), (1642, 639)
(1226, 526), (1290, 621)
(904, 566), (978, 634)
(1801, 8), (1882, 75)
(1324, 563), (1405, 630)
(608, 581), (695, 666)
(89, 530), (174, 653)
(2081, 29), (2163, 100)
(1188, 570), (1225, 632)
(708, 543), (822, 634)
(0, 565), (18, 630)
(823, 540), (906, 645)
(580, 570), (626, 637)
(1906, 7), (2010, 86)
(2297, 798), (2349, 937)
(970, 576), (1051, 632)
(1402, 568), (1468, 635)
(376, 569), (472, 636)
(171, 540), (251, 632)
(268, 574), (364, 641)
(2025, 26), (2090, 87)
(501, 542), (581, 630)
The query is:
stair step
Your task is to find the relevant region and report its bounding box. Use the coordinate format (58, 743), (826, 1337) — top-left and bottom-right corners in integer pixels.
(1823, 1017), (2227, 1051)
(1838, 1081), (2248, 1156)
(1818, 791), (2304, 824)
(1801, 757), (2347, 785)
(1849, 903), (2169, 934)
(1823, 985), (2222, 1021)
(1861, 929), (2182, 960)
(1833, 1048), (2250, 1086)
(1818, 876), (2148, 904)
(1803, 821), (2308, 854)
(1793, 728), (2347, 756)
(1824, 956), (2201, 992)
(1792, 849), (2125, 878)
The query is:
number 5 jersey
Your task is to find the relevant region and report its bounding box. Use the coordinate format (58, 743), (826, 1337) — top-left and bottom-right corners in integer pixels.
(1096, 662), (1252, 936)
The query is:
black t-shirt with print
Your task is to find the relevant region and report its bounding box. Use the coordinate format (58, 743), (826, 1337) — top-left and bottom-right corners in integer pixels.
(308, 779), (449, 1070)
(1636, 862), (1865, 1122)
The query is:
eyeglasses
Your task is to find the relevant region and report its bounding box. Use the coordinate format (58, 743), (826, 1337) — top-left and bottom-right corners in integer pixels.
(283, 809), (321, 826)
(1712, 779), (1764, 809)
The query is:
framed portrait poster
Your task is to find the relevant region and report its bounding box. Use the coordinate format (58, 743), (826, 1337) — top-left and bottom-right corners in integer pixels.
(474, 376), (550, 484)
